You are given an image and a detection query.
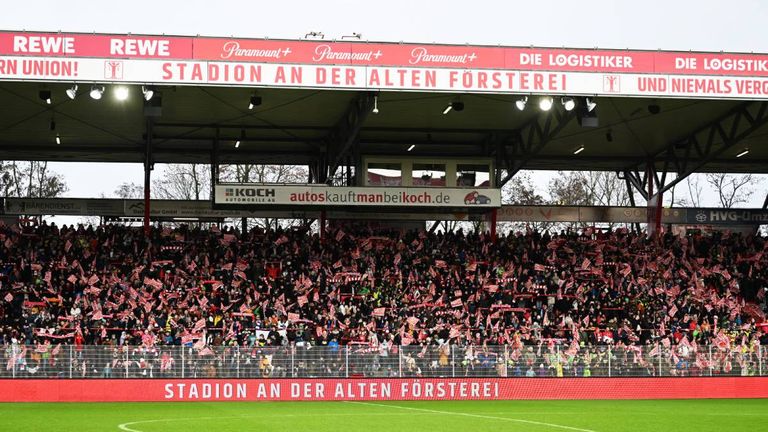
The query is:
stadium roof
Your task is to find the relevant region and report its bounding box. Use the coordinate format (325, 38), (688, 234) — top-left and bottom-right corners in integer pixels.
(0, 83), (766, 173)
(0, 30), (767, 181)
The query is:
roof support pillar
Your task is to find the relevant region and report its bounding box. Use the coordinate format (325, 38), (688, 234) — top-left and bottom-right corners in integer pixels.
(143, 118), (154, 236)
(210, 128), (220, 198)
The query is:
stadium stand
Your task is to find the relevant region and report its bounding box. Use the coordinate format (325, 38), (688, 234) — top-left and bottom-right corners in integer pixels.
(0, 222), (766, 378)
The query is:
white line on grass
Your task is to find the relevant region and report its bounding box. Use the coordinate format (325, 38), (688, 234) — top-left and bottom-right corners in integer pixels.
(348, 401), (598, 432)
(117, 412), (441, 432)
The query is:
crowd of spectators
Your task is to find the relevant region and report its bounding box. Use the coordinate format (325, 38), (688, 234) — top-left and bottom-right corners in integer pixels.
(1, 221), (766, 377)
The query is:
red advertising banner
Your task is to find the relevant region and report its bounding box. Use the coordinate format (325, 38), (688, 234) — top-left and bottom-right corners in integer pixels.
(1, 31), (768, 99)
(0, 32), (193, 59)
(1, 31), (768, 77)
(1, 377), (767, 402)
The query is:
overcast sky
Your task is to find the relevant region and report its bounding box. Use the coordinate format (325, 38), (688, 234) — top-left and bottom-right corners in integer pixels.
(1, 0), (766, 207)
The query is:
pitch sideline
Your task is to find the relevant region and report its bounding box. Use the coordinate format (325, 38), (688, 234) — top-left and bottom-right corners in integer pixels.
(117, 412), (441, 432)
(347, 401), (598, 432)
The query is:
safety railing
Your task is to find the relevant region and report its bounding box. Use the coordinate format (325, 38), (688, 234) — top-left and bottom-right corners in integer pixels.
(1, 343), (764, 379)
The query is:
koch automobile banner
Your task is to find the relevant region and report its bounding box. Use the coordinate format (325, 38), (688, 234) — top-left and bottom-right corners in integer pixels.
(213, 184), (501, 208)
(3, 31), (768, 99)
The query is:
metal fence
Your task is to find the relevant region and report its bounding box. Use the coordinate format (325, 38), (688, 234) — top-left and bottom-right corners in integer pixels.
(1, 343), (764, 379)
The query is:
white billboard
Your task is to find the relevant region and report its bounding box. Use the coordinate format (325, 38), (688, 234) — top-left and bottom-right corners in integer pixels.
(213, 184), (501, 208)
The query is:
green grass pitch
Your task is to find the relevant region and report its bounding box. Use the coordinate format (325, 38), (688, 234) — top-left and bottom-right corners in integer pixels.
(1, 399), (767, 431)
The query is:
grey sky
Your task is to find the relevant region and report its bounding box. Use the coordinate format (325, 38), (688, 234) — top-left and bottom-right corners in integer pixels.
(0, 0), (766, 207)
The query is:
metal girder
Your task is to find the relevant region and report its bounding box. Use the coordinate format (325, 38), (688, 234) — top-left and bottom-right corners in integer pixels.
(625, 101), (768, 195)
(498, 108), (577, 187)
(476, 132), (515, 187)
(325, 92), (375, 183)
(210, 128), (220, 197)
(618, 169), (650, 201)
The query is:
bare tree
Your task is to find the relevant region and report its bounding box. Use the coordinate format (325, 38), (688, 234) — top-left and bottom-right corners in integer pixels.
(498, 171), (549, 233)
(114, 182), (144, 199)
(548, 171), (634, 206)
(705, 173), (762, 208)
(0, 161), (67, 198)
(153, 164), (210, 200)
(686, 175), (704, 207)
(504, 171), (546, 205)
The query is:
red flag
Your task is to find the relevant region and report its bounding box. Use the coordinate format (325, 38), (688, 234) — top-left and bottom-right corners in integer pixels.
(3, 293), (11, 302)
(450, 299), (462, 308)
(581, 258), (591, 270)
(373, 307), (386, 317)
(668, 304), (678, 318)
(297, 295), (308, 307)
(621, 265), (632, 277)
(192, 318), (206, 333)
(288, 312), (300, 322)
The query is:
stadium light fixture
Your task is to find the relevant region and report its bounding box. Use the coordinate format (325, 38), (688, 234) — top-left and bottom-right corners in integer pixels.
(407, 144), (415, 152)
(55, 134), (61, 145)
(89, 85), (104, 100)
(736, 148), (749, 158)
(515, 96), (528, 111)
(304, 31), (325, 39)
(561, 97), (576, 111)
(372, 95), (379, 114)
(142, 86), (154, 101)
(443, 100), (464, 114)
(65, 85), (78, 100)
(235, 129), (245, 148)
(539, 96), (553, 111)
(39, 90), (52, 104)
(341, 33), (362, 39)
(585, 97), (597, 112)
(248, 94), (262, 110)
(114, 86), (130, 101)
(573, 145), (585, 155)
